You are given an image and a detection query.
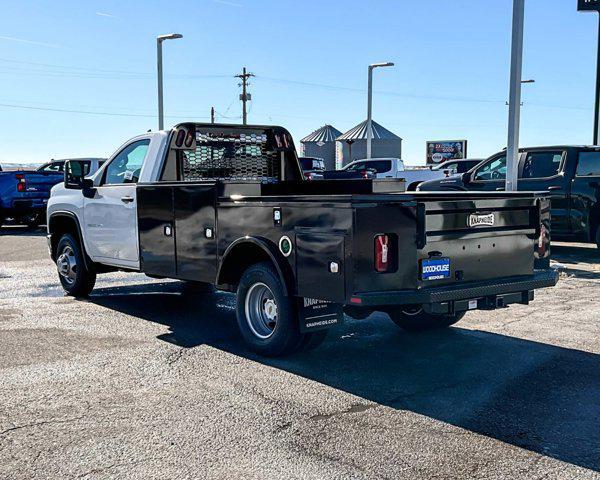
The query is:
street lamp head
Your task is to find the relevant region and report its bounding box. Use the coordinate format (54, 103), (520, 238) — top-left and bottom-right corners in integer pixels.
(370, 62), (395, 69)
(158, 33), (183, 42)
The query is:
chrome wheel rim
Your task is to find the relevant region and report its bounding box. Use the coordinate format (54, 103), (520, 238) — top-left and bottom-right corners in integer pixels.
(244, 282), (278, 339)
(57, 245), (77, 286)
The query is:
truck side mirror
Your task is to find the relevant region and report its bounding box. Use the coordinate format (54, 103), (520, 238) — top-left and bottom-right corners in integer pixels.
(64, 160), (88, 189)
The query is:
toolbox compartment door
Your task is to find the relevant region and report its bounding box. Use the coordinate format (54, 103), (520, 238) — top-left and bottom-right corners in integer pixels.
(174, 184), (217, 282)
(296, 231), (346, 303)
(137, 185), (176, 277)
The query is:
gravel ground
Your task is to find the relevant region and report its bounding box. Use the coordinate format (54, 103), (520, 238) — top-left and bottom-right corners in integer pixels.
(0, 226), (599, 479)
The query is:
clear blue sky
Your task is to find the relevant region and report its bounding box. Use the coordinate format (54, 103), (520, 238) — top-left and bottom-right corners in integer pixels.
(0, 0), (597, 165)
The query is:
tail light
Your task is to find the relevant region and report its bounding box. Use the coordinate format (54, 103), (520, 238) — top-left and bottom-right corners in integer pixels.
(16, 174), (26, 192)
(375, 234), (390, 272)
(361, 170), (370, 179)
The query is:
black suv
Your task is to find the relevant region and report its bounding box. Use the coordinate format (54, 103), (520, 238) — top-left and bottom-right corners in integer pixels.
(418, 146), (600, 249)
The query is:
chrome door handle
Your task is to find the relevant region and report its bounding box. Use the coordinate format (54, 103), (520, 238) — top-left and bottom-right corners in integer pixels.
(547, 186), (562, 191)
(121, 196), (134, 203)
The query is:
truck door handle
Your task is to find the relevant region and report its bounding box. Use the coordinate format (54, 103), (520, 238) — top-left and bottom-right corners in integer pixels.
(121, 196), (134, 203)
(547, 186), (562, 191)
(496, 187), (504, 191)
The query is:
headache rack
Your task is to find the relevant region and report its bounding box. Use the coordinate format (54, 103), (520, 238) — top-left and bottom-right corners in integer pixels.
(180, 130), (282, 183)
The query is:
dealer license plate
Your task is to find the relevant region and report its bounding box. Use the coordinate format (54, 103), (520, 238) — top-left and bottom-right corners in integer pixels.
(421, 257), (451, 281)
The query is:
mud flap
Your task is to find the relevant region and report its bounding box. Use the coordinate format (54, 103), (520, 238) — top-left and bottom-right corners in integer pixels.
(298, 298), (343, 333)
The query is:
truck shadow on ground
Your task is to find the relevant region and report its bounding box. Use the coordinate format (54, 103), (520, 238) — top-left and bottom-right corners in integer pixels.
(89, 281), (600, 472)
(0, 225), (46, 237)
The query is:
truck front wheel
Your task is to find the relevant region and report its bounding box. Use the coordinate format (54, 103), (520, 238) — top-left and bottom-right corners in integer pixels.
(56, 234), (96, 297)
(236, 262), (303, 357)
(387, 306), (465, 332)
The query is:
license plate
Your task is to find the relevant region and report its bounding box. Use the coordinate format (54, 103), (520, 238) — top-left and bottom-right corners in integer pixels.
(421, 257), (451, 281)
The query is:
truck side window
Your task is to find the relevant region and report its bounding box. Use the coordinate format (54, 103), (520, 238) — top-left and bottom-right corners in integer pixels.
(473, 155), (506, 181)
(103, 140), (150, 185)
(576, 152), (600, 177)
(521, 152), (563, 179)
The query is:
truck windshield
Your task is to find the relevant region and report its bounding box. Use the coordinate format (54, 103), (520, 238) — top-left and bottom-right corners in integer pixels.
(346, 160), (391, 173)
(300, 158), (325, 171)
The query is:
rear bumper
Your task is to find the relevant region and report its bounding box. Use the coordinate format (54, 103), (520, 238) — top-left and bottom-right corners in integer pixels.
(2, 198), (48, 215)
(350, 269), (559, 308)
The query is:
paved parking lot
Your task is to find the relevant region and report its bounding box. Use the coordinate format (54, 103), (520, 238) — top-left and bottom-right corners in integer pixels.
(1, 226), (599, 479)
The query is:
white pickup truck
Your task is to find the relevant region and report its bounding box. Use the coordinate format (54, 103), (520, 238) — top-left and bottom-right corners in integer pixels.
(46, 123), (557, 356)
(323, 158), (447, 190)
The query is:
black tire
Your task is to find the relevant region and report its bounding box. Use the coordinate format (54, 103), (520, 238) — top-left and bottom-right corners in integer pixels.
(235, 262), (302, 357)
(388, 306), (465, 332)
(595, 227), (600, 250)
(56, 233), (96, 297)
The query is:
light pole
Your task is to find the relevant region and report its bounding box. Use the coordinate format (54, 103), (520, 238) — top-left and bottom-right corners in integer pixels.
(505, 0), (525, 192)
(157, 33), (183, 130)
(366, 62), (394, 159)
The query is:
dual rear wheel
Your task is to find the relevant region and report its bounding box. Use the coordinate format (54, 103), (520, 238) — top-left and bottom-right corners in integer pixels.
(235, 262), (327, 357)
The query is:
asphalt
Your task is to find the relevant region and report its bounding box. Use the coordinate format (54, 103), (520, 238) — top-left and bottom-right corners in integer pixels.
(1, 226), (599, 479)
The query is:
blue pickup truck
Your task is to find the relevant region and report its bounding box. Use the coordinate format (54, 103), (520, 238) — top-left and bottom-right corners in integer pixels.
(0, 158), (103, 228)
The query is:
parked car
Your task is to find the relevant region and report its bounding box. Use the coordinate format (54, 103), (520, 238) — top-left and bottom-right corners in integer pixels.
(432, 158), (484, 176)
(299, 157), (325, 180)
(323, 158), (446, 189)
(0, 158), (103, 228)
(418, 146), (600, 249)
(47, 123), (557, 357)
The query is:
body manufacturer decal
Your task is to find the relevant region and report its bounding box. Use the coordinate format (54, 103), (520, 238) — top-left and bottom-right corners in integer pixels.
(467, 213), (495, 228)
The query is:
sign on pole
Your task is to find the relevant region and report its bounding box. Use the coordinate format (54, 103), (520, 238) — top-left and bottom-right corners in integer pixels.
(578, 0), (600, 11)
(425, 140), (468, 165)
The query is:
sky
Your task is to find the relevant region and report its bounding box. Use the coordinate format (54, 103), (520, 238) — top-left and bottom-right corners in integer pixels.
(0, 0), (598, 165)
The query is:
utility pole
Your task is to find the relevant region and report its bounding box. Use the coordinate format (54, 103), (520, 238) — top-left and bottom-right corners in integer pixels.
(211, 106), (215, 124)
(235, 67), (254, 125)
(505, 0), (525, 192)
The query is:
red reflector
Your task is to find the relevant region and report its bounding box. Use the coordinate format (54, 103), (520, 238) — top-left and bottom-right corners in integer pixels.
(350, 297), (362, 304)
(375, 234), (390, 272)
(17, 181), (26, 192)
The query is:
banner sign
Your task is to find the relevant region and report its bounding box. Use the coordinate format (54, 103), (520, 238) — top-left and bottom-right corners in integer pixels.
(426, 140), (468, 164)
(578, 0), (600, 11)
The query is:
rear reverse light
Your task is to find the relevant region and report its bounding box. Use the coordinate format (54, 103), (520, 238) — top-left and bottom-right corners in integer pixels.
(375, 234), (390, 272)
(16, 174), (26, 192)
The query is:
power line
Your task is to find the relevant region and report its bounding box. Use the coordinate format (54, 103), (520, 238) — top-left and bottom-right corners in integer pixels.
(0, 102), (210, 119)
